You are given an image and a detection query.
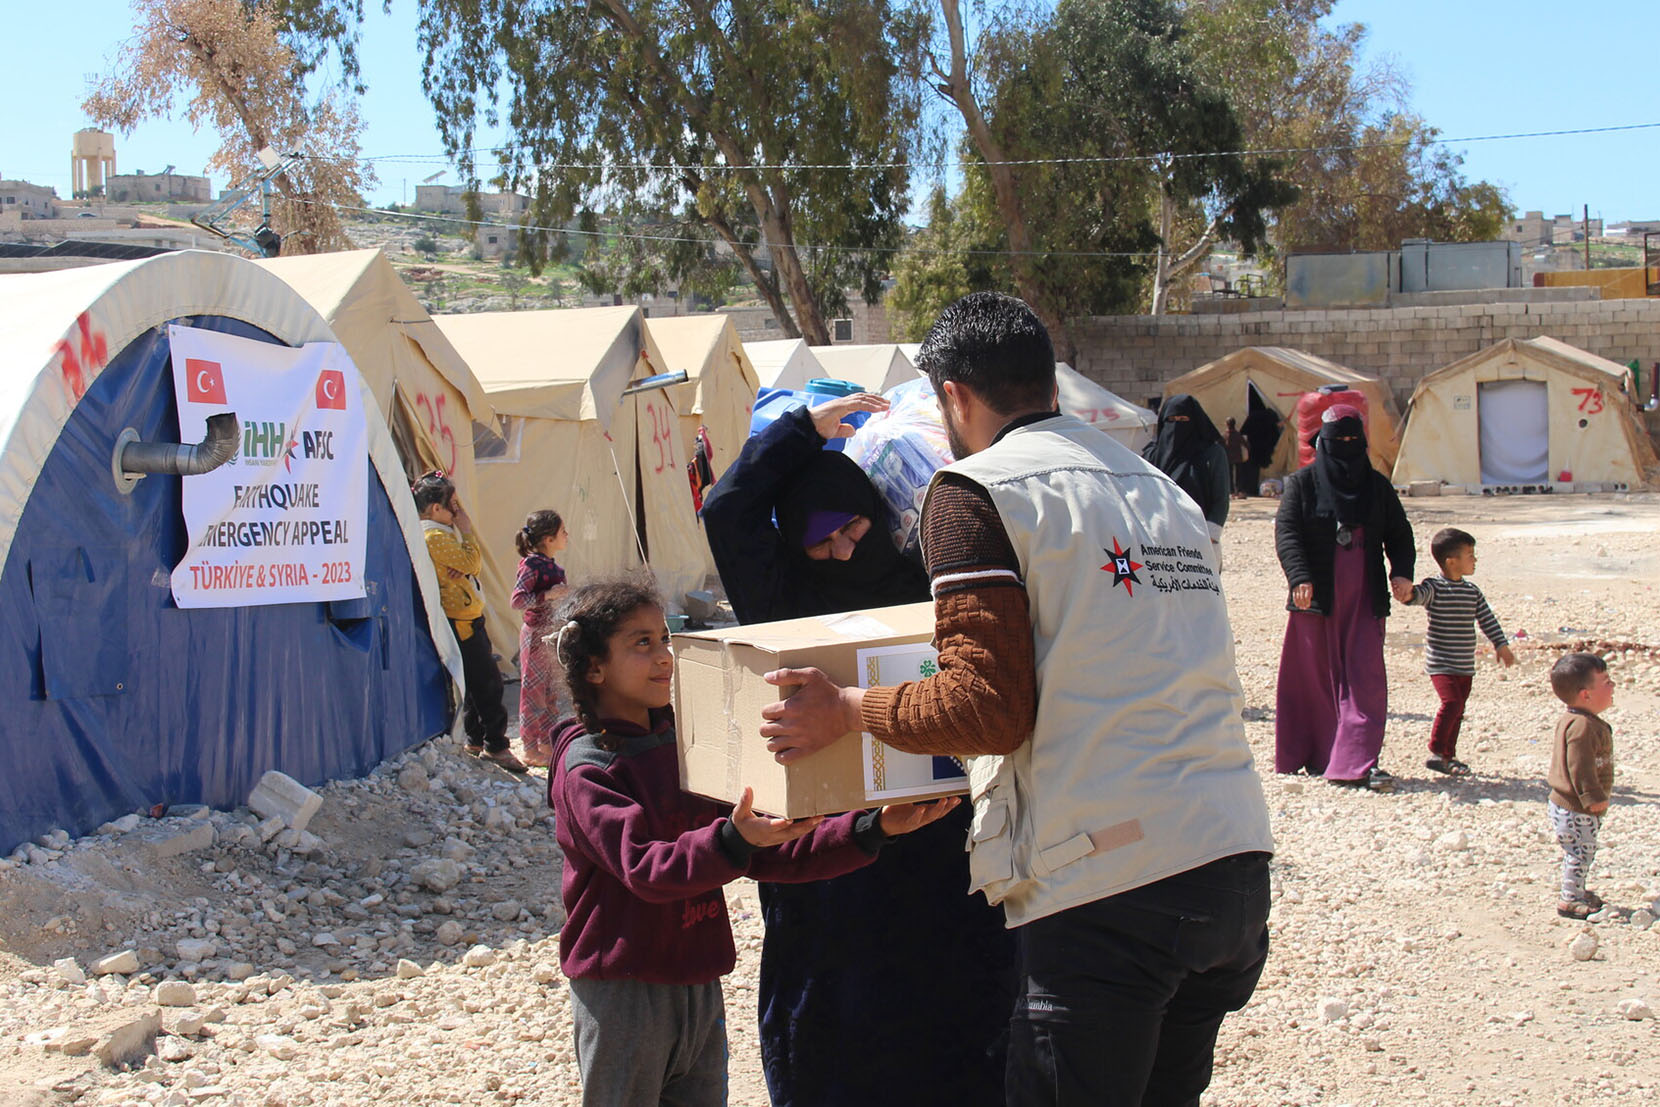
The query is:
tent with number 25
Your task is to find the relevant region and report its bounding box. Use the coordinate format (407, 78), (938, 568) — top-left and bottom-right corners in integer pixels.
(257, 248), (517, 664)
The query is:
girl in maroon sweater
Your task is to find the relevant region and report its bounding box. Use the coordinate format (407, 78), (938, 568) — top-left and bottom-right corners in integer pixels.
(547, 580), (955, 1106)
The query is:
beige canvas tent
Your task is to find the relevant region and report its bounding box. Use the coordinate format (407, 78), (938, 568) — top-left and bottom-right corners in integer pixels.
(746, 338), (822, 391)
(1164, 347), (1403, 476)
(256, 249), (519, 661)
(644, 314), (761, 483)
(808, 344), (916, 394)
(434, 307), (708, 624)
(1056, 363), (1157, 451)
(1392, 336), (1658, 490)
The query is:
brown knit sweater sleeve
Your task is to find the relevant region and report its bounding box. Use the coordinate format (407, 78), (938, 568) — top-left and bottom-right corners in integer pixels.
(858, 473), (1037, 756)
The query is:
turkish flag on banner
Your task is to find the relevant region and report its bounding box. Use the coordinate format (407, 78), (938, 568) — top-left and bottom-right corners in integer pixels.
(185, 358), (228, 404)
(315, 369), (347, 410)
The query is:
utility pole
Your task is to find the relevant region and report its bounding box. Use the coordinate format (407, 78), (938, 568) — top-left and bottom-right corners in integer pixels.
(1584, 204), (1591, 270)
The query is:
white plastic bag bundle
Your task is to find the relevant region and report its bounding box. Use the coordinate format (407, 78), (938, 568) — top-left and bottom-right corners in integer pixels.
(844, 377), (955, 557)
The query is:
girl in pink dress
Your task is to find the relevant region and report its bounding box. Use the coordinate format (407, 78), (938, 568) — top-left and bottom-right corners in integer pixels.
(512, 510), (569, 767)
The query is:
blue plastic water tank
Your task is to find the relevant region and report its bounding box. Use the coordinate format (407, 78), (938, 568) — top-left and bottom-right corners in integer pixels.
(748, 377), (868, 451)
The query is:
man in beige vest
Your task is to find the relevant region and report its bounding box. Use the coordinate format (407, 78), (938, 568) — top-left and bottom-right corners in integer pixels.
(760, 292), (1274, 1106)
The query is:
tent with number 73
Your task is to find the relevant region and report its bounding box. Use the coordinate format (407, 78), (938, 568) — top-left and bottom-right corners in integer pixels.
(433, 307), (708, 630)
(1391, 336), (1658, 490)
(256, 249), (518, 666)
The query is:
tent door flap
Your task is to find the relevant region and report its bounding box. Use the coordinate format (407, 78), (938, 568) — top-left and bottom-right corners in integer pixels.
(30, 546), (129, 700)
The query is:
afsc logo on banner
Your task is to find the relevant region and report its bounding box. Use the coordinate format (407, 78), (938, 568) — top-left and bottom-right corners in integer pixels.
(167, 325), (368, 609)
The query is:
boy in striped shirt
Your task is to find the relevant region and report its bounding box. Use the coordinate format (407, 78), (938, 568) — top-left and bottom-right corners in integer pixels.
(1398, 528), (1516, 776)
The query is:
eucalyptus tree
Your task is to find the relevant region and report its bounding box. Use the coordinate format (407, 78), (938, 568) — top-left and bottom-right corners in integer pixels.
(416, 0), (930, 343)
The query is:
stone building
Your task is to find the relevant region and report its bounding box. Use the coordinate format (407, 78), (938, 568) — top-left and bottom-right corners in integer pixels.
(413, 186), (528, 216)
(0, 180), (58, 220)
(106, 170), (211, 204)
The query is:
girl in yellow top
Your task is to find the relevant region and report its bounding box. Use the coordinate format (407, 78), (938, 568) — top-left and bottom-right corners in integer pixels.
(413, 472), (526, 772)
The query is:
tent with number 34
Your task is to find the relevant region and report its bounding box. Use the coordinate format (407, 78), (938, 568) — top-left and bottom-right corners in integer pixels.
(434, 306), (708, 631)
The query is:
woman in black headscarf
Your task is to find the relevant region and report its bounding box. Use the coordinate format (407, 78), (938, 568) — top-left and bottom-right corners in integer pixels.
(1143, 393), (1232, 548)
(1273, 405), (1415, 792)
(701, 396), (1015, 1107)
(1238, 390), (1284, 496)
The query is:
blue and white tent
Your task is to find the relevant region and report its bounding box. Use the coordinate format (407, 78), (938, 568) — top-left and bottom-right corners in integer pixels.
(0, 251), (462, 852)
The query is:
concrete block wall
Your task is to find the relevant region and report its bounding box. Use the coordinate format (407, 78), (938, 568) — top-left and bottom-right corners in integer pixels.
(1073, 298), (1660, 409)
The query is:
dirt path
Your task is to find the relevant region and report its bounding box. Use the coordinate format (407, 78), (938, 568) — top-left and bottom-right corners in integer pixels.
(1, 493), (1656, 1105)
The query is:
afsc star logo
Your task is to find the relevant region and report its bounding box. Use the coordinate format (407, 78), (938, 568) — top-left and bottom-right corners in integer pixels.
(315, 368), (347, 410)
(1100, 537), (1143, 596)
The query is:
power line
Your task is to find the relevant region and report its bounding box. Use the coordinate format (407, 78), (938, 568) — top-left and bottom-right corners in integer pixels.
(280, 194), (1171, 259)
(312, 120), (1660, 173)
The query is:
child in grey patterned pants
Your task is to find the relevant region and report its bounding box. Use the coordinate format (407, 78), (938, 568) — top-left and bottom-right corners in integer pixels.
(1548, 803), (1602, 911)
(1546, 652), (1615, 920)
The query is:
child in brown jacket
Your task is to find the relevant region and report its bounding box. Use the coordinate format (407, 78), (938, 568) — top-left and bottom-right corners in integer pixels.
(1547, 652), (1615, 919)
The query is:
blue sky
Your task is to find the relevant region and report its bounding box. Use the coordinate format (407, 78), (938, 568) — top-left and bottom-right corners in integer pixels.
(4, 0), (1657, 221)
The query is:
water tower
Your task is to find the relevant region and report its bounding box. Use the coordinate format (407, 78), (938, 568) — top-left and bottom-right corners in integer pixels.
(71, 129), (117, 198)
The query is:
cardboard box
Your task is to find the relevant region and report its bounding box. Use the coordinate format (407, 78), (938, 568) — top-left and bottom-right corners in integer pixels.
(673, 602), (969, 818)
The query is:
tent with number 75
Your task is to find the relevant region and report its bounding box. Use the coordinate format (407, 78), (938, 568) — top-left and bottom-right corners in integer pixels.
(433, 307), (708, 633)
(256, 249), (518, 666)
(1391, 336), (1658, 490)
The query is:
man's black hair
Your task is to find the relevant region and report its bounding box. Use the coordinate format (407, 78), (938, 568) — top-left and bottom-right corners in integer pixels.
(916, 292), (1056, 415)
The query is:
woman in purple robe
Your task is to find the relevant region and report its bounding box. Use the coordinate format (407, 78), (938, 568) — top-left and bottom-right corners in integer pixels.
(1273, 405), (1415, 791)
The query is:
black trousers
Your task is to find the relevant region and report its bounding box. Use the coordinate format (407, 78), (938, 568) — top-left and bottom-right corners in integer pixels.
(455, 617), (509, 752)
(1007, 851), (1271, 1107)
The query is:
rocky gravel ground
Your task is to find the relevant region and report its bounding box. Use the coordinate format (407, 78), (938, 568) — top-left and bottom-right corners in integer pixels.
(1, 493), (1657, 1105)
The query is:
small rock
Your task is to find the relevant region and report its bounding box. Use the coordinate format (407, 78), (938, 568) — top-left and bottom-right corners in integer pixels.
(254, 1034), (299, 1061)
(312, 932), (341, 948)
(435, 921), (465, 947)
(1631, 908), (1655, 931)
(1434, 830), (1469, 851)
(94, 1012), (162, 1068)
(1570, 931), (1599, 962)
(223, 962), (255, 981)
(1280, 778), (1304, 795)
(440, 837), (475, 863)
(45, 1030), (98, 1057)
(175, 939), (217, 963)
(93, 950), (140, 976)
(397, 764), (430, 793)
(395, 958), (425, 979)
(410, 858), (464, 893)
(1319, 997), (1348, 1022)
(171, 1011), (208, 1036)
(154, 981), (197, 1007)
(531, 963), (559, 985)
(156, 1036), (193, 1063)
(136, 821), (216, 860)
(403, 829), (434, 848)
(1617, 998), (1653, 1020)
(462, 944), (496, 968)
(53, 957), (87, 986)
(491, 900), (523, 922)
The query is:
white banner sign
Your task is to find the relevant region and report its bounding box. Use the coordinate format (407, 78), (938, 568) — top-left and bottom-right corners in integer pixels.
(168, 325), (368, 608)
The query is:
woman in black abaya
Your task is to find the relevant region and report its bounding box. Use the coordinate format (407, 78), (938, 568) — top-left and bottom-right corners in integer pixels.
(1143, 393), (1232, 543)
(702, 394), (1015, 1107)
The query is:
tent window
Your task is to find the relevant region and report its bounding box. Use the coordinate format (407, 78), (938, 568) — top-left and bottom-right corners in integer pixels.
(474, 416), (519, 462)
(833, 318), (853, 342)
